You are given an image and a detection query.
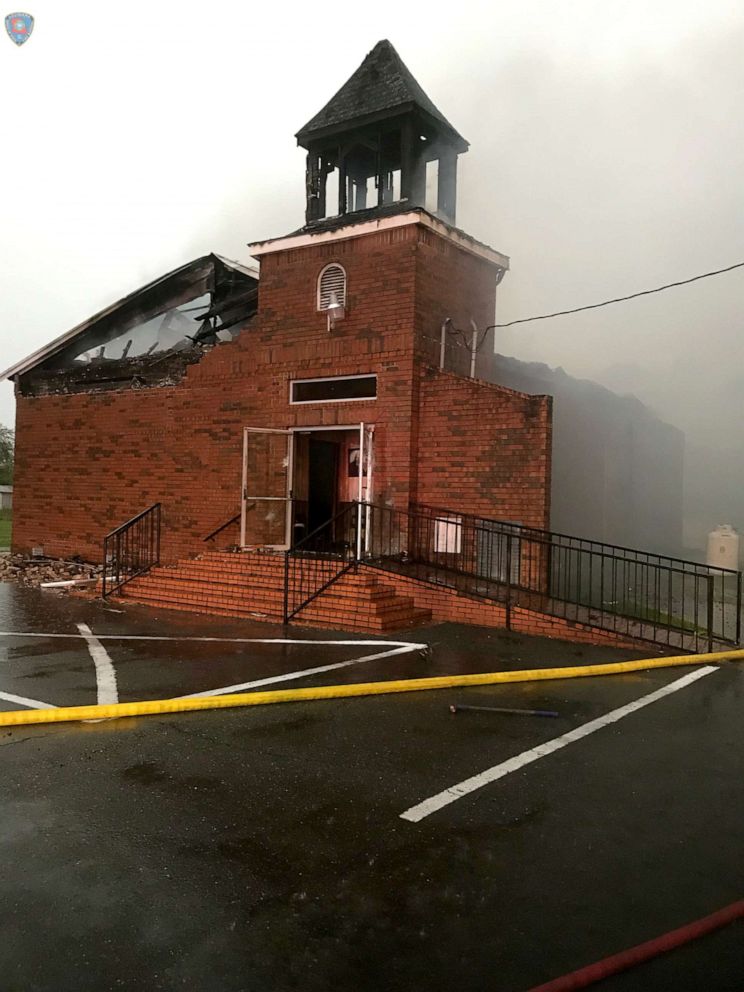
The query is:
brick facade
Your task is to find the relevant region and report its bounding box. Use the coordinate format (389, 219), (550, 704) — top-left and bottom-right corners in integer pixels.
(366, 567), (644, 650)
(11, 218), (552, 566)
(414, 369), (551, 529)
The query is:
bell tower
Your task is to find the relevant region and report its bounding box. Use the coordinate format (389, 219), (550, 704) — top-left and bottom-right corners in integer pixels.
(296, 40), (469, 227)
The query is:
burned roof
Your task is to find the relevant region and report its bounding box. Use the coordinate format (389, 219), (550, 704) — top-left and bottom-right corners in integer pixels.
(1, 253), (259, 382)
(296, 40), (468, 151)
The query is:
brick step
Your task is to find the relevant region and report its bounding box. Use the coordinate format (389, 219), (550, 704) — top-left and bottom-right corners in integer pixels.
(198, 551), (340, 571)
(186, 555), (287, 572)
(121, 552), (433, 633)
(299, 601), (430, 626)
(121, 575), (430, 613)
(157, 563), (375, 588)
(122, 589), (283, 620)
(201, 553), (285, 565)
(295, 609), (432, 633)
(119, 589), (427, 633)
(128, 571), (401, 602)
(124, 577), (416, 616)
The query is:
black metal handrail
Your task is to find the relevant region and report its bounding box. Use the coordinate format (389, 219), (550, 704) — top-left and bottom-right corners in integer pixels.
(414, 502), (737, 578)
(413, 501), (742, 648)
(359, 501), (741, 652)
(102, 503), (162, 598)
(203, 510), (243, 543)
(283, 503), (360, 622)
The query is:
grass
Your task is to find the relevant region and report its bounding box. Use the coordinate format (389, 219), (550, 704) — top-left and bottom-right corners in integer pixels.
(630, 603), (704, 635)
(0, 509), (11, 548)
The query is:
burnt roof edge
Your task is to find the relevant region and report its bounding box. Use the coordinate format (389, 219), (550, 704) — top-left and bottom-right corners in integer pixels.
(248, 208), (509, 270)
(296, 103), (468, 153)
(1, 254), (259, 382)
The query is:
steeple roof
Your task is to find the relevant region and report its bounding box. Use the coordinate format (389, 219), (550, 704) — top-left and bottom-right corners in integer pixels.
(296, 40), (468, 151)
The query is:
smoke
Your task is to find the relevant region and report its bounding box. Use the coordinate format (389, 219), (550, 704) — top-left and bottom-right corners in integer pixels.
(443, 26), (744, 451)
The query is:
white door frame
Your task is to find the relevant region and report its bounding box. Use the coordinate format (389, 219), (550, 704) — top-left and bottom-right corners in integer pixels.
(242, 423), (375, 551)
(241, 427), (295, 551)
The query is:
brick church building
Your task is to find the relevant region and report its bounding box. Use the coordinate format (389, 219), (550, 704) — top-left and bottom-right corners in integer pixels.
(8, 40), (697, 646)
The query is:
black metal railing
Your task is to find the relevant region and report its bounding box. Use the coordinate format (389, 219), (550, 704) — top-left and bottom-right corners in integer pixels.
(357, 501), (741, 652)
(414, 506), (742, 650)
(283, 503), (360, 622)
(203, 510), (242, 544)
(102, 503), (162, 598)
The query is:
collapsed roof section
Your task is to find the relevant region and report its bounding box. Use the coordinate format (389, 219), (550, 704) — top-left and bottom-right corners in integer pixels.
(3, 254), (259, 396)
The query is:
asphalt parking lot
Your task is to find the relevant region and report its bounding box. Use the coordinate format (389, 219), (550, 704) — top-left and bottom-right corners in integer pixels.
(0, 582), (742, 991)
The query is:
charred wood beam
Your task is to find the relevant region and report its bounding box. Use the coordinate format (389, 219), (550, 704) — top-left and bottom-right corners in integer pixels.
(45, 263), (214, 370)
(198, 287), (258, 321)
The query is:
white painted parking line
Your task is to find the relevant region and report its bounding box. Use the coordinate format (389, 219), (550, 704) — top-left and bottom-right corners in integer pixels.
(0, 691), (56, 710)
(0, 632), (427, 649)
(176, 644), (418, 699)
(0, 631), (427, 709)
(77, 623), (119, 705)
(400, 665), (719, 824)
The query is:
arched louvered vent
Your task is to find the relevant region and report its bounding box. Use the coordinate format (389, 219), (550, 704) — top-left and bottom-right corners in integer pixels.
(317, 263), (347, 311)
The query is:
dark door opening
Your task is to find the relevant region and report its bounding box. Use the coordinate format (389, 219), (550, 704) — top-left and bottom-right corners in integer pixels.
(307, 439), (339, 542)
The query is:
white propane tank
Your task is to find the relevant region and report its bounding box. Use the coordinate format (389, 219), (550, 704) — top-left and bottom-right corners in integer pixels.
(706, 524), (740, 571)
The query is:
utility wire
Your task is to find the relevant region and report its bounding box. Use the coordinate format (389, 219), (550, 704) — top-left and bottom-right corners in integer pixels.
(428, 259), (744, 357)
(490, 260), (744, 330)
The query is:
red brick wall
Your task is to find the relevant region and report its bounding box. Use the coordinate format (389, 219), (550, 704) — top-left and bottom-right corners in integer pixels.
(367, 567), (644, 650)
(413, 368), (552, 529)
(11, 220), (552, 566)
(413, 227), (500, 378)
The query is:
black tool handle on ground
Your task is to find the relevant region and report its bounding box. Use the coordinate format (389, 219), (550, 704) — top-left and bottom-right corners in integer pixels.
(449, 704), (559, 718)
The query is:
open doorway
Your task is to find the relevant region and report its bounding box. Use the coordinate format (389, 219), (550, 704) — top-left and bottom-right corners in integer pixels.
(292, 424), (373, 551)
(241, 423), (373, 551)
(307, 438), (339, 535)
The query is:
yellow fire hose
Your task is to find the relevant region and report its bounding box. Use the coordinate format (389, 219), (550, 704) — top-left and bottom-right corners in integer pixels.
(0, 646), (742, 728)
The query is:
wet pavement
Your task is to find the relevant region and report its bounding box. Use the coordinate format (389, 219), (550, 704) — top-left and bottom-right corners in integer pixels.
(0, 583), (742, 991)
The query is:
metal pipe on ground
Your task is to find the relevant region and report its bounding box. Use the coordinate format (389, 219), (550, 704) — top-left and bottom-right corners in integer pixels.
(449, 704), (559, 718)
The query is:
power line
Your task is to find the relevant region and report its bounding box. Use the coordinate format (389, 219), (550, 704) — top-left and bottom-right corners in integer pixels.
(490, 259), (744, 330)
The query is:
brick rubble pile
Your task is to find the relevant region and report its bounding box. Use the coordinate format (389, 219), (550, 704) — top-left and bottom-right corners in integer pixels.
(0, 553), (102, 588)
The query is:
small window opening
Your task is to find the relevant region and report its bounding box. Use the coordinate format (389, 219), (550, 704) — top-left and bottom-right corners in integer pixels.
(291, 374), (377, 404)
(425, 159), (439, 214)
(381, 169), (401, 205)
(434, 515), (462, 554)
(324, 167), (340, 218)
(350, 173), (378, 211)
(317, 264), (347, 312)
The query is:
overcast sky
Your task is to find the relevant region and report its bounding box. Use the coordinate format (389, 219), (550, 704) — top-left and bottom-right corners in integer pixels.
(2, 0), (743, 449)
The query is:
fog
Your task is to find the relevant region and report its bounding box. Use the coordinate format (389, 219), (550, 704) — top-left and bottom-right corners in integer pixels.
(2, 0), (742, 546)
